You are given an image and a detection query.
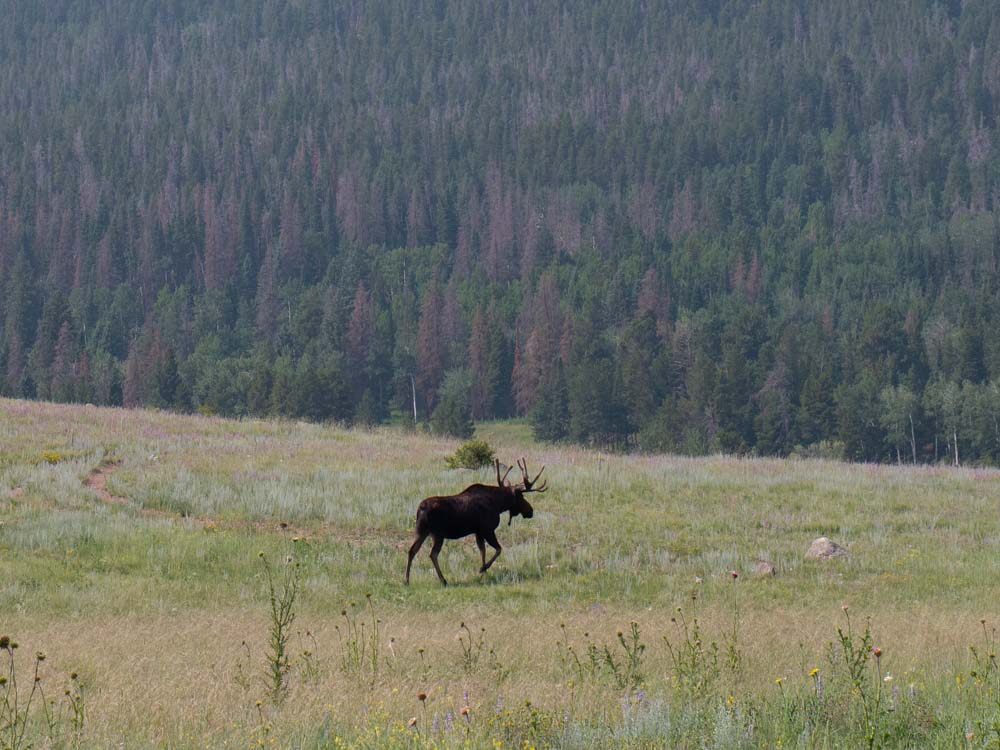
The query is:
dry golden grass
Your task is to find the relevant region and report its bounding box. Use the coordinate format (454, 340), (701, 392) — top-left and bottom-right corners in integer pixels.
(4, 602), (986, 746)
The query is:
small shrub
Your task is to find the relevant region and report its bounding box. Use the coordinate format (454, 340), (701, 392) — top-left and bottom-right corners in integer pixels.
(445, 440), (496, 470)
(790, 440), (846, 461)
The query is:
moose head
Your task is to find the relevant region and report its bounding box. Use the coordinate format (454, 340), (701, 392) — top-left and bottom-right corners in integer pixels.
(497, 457), (546, 524)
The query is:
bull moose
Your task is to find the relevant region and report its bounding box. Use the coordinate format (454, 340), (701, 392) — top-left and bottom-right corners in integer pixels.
(404, 458), (547, 586)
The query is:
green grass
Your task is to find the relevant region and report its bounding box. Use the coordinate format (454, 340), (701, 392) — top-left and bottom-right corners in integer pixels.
(473, 418), (537, 448)
(3, 398), (1000, 747)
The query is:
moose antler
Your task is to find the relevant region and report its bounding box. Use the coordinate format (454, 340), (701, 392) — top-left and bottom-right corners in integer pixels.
(494, 458), (513, 487)
(517, 457), (547, 493)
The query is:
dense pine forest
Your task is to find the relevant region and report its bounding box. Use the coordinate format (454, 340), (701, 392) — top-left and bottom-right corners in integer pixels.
(2, 0), (1000, 462)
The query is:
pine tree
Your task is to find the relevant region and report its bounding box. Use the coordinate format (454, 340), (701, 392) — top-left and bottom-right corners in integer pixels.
(530, 365), (569, 442)
(415, 278), (444, 416)
(431, 369), (474, 439)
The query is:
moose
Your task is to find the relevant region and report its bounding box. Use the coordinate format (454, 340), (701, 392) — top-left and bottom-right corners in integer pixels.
(404, 458), (547, 586)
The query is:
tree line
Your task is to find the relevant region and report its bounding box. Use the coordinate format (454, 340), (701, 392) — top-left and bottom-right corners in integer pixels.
(2, 0), (1000, 462)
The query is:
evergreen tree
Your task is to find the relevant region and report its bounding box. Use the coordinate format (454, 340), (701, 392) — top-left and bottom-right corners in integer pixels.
(431, 368), (474, 439)
(530, 365), (570, 443)
(151, 346), (182, 410)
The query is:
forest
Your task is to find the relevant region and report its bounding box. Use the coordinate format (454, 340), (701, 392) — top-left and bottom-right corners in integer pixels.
(2, 0), (1000, 463)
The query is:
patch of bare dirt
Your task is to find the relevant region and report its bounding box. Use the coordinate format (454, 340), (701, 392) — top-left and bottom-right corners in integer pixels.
(85, 463), (130, 507)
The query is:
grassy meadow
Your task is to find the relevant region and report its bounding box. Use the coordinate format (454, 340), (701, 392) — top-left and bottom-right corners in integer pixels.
(3, 398), (1000, 747)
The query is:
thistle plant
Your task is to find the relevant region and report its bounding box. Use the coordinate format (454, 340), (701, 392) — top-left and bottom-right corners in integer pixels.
(335, 593), (381, 682)
(455, 621), (507, 681)
(967, 618), (1000, 745)
(258, 548), (300, 702)
(0, 637), (44, 750)
(64, 670), (85, 741)
(828, 609), (888, 749)
(556, 621), (645, 691)
(296, 630), (321, 685)
(457, 621), (486, 672)
(0, 638), (84, 750)
(616, 621), (646, 691)
(664, 608), (721, 704)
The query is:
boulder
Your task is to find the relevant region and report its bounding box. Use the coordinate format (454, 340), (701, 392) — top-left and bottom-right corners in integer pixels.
(806, 537), (847, 560)
(752, 559), (776, 577)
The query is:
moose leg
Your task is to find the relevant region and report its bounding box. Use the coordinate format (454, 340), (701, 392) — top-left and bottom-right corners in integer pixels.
(475, 534), (487, 572)
(429, 536), (448, 586)
(480, 530), (503, 572)
(405, 532), (428, 585)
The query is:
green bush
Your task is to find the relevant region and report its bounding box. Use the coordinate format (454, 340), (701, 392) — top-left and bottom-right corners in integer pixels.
(445, 439), (496, 469)
(790, 440), (846, 461)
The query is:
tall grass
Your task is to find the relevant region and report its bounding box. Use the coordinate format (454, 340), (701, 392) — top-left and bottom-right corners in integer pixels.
(3, 397), (1000, 746)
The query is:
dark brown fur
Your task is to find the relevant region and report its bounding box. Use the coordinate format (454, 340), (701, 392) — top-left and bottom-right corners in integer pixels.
(404, 459), (545, 586)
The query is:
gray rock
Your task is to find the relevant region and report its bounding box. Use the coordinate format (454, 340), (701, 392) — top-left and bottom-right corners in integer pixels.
(806, 537), (848, 560)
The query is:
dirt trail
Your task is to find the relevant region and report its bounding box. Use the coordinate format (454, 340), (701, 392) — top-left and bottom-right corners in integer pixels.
(85, 463), (133, 508)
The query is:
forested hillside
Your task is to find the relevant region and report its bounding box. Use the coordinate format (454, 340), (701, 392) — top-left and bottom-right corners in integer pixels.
(2, 0), (1000, 462)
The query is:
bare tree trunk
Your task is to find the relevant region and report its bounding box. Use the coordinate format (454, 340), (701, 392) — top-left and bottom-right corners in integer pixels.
(994, 415), (999, 458)
(954, 427), (959, 466)
(410, 374), (418, 422)
(909, 413), (917, 464)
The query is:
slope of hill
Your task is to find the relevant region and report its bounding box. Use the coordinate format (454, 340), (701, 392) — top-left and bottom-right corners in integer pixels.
(4, 397), (1000, 746)
(2, 1), (1000, 461)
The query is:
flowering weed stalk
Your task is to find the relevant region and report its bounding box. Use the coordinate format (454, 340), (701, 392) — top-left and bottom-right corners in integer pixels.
(456, 622), (508, 683)
(967, 618), (1000, 744)
(61, 670), (86, 746)
(663, 608), (721, 704)
(0, 637), (44, 750)
(828, 610), (887, 749)
(556, 622), (646, 691)
(616, 621), (646, 692)
(0, 637), (84, 750)
(335, 593), (381, 682)
(296, 630), (322, 684)
(258, 548), (301, 702)
(457, 621), (486, 672)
